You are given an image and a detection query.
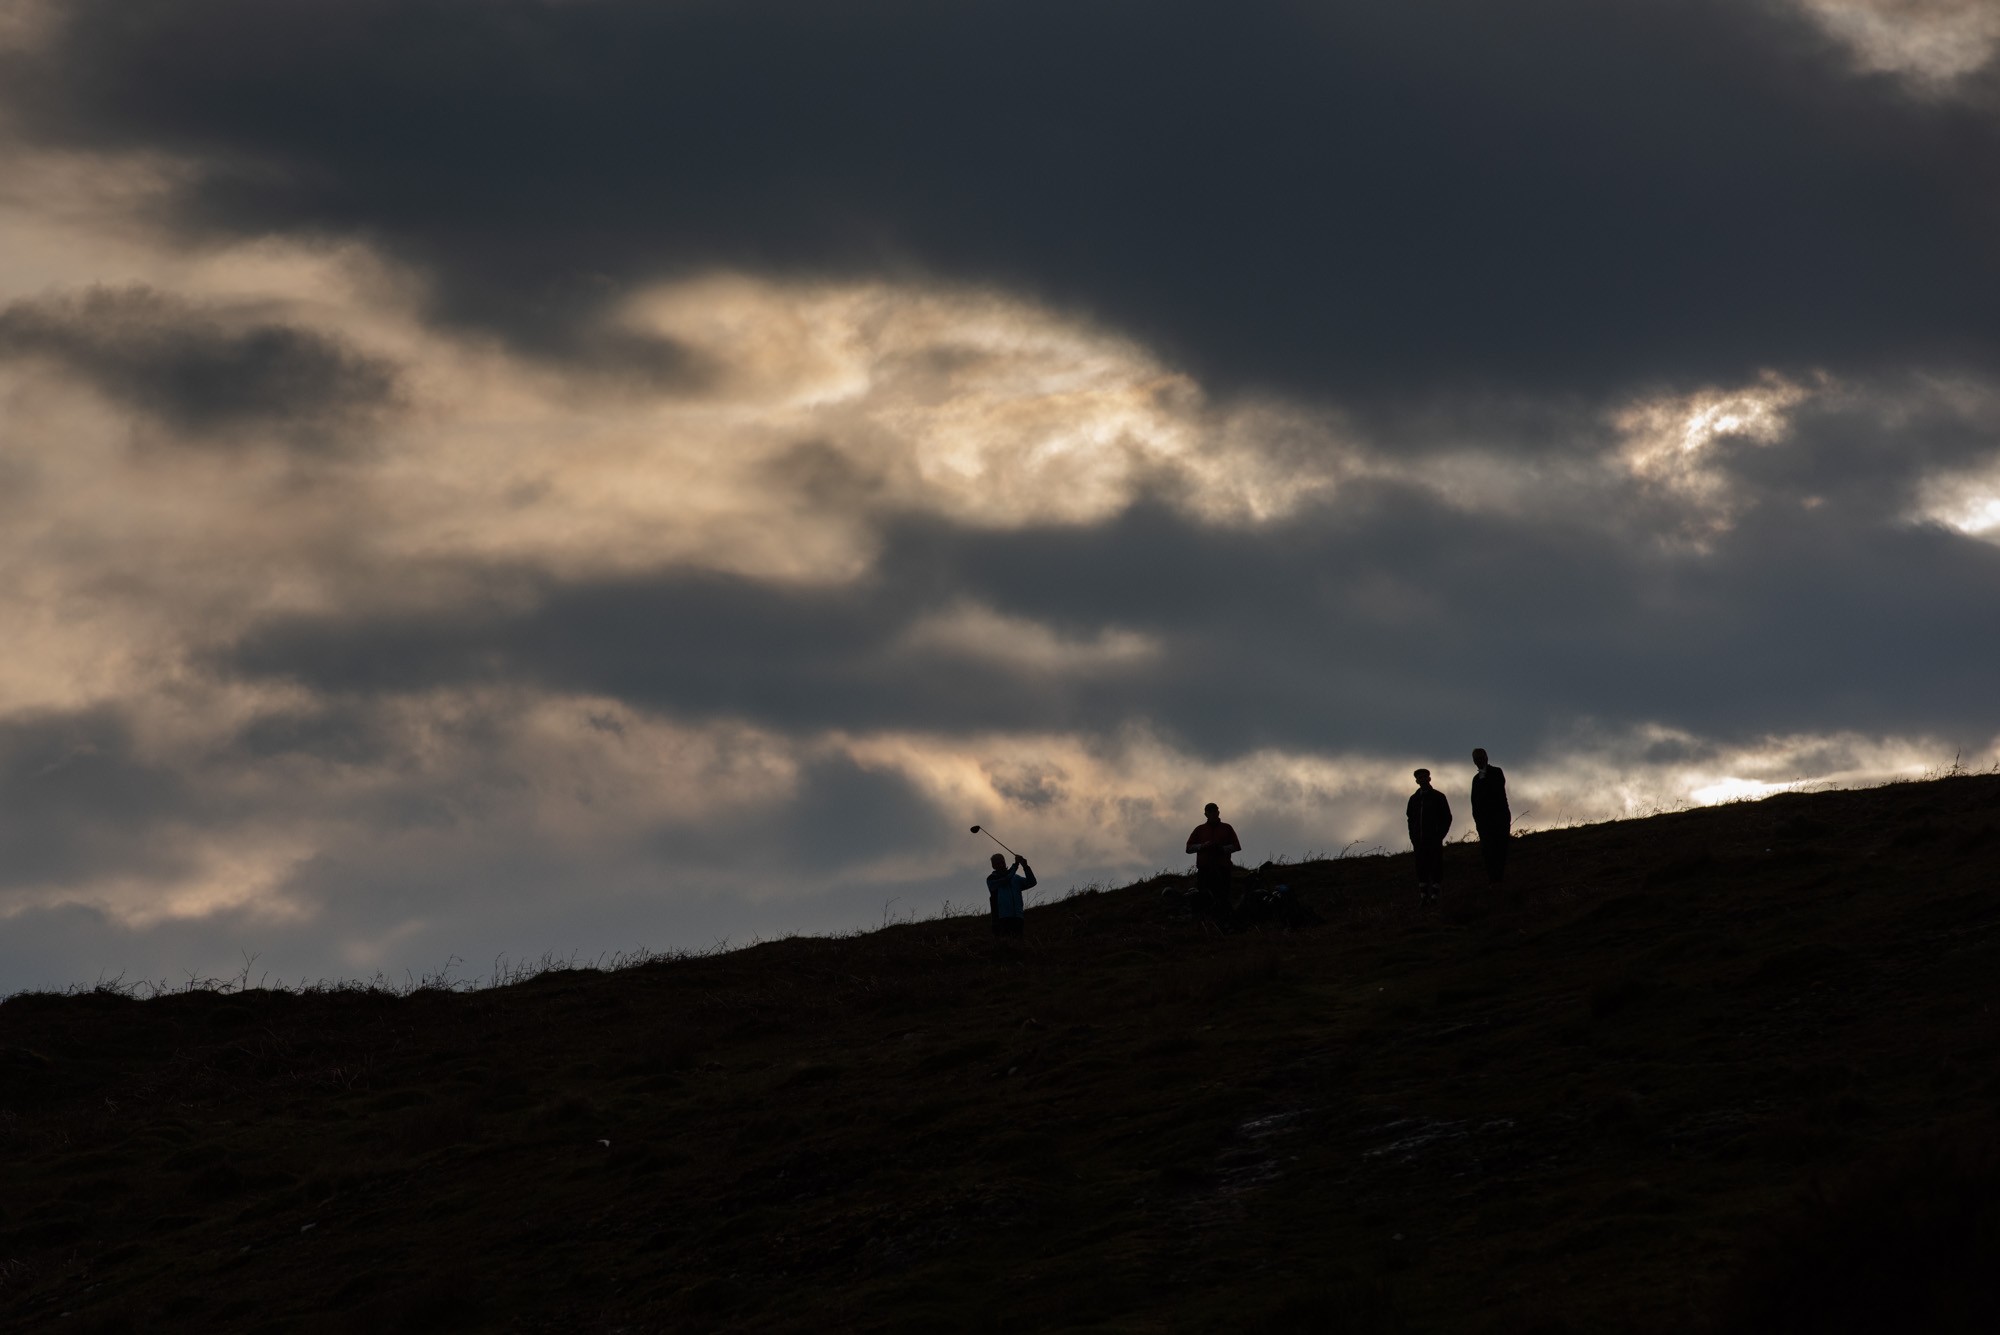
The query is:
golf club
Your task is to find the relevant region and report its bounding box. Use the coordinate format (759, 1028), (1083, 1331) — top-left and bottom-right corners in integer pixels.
(969, 824), (1021, 859)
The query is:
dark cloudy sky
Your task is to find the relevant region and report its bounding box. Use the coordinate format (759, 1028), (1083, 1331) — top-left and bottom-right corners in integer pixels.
(2, 0), (1998, 992)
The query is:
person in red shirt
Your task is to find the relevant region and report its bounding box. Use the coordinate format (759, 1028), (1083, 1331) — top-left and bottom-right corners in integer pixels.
(1185, 802), (1242, 918)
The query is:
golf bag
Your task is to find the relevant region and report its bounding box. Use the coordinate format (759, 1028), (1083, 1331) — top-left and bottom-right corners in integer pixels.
(1163, 861), (1319, 930)
(1235, 861), (1321, 930)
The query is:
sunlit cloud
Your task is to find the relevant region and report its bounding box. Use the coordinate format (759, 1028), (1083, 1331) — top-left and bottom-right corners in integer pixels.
(16, 694), (1984, 953)
(855, 723), (1996, 861)
(1, 231), (1356, 667)
(1531, 724), (1983, 823)
(1791, 0), (2000, 87)
(0, 240), (1343, 763)
(1915, 461), (2000, 541)
(619, 273), (1344, 532)
(901, 603), (1160, 674)
(0, 684), (808, 929)
(1611, 371), (1818, 536)
(0, 0), (55, 56)
(1688, 776), (1799, 805)
(1944, 494), (2000, 535)
(1616, 372), (1812, 466)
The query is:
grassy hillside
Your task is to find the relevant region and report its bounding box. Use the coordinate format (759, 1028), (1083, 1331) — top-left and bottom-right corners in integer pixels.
(4, 775), (1999, 1333)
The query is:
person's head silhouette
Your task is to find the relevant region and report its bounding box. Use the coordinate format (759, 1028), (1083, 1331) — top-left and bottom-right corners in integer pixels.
(1472, 748), (1489, 767)
(1414, 768), (1432, 787)
(990, 852), (1007, 871)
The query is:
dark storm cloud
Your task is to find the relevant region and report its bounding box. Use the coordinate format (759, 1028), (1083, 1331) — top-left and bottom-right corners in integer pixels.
(133, 752), (958, 989)
(906, 477), (2000, 756)
(0, 902), (223, 991)
(0, 708), (194, 891)
(212, 450), (2000, 767)
(765, 755), (953, 867)
(217, 561), (1116, 735)
(8, 0), (1998, 407)
(1724, 379), (2000, 520)
(0, 285), (397, 440)
(225, 702), (400, 768)
(0, 792), (966, 996)
(622, 754), (955, 877)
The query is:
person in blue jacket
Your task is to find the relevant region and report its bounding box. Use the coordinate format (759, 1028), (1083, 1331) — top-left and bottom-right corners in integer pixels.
(985, 852), (1035, 939)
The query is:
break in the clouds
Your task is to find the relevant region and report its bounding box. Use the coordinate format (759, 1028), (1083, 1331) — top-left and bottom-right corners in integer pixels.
(0, 0), (1997, 991)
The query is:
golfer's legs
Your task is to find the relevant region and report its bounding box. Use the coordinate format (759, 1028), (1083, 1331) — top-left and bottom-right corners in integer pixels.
(1197, 866), (1232, 915)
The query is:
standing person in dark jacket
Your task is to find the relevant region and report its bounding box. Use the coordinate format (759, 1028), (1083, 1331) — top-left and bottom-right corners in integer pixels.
(1470, 748), (1511, 884)
(985, 852), (1035, 940)
(1406, 769), (1452, 906)
(1185, 803), (1242, 919)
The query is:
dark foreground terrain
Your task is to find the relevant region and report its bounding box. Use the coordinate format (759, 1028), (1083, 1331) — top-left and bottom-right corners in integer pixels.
(4, 775), (1999, 1333)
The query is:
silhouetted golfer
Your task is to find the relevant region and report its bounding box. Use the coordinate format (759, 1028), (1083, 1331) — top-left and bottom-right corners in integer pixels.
(1407, 769), (1451, 906)
(1186, 802), (1242, 918)
(1470, 748), (1511, 883)
(986, 852), (1035, 940)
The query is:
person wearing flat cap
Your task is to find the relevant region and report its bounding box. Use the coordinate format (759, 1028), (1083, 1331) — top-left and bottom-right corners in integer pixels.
(1406, 768), (1452, 907)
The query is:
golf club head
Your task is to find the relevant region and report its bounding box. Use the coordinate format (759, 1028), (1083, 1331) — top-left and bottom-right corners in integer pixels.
(969, 825), (981, 833)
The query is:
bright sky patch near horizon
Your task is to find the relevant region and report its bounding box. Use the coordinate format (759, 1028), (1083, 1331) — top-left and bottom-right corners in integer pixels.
(1, 0), (1997, 992)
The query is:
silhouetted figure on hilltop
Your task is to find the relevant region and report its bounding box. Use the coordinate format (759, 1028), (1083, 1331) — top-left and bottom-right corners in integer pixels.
(1186, 802), (1242, 919)
(1471, 747), (1511, 884)
(1407, 769), (1451, 907)
(986, 852), (1034, 940)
